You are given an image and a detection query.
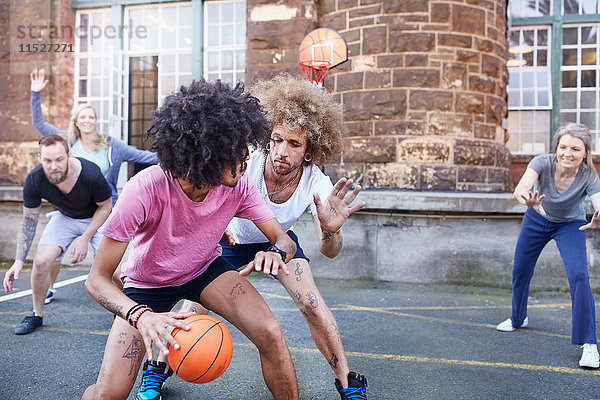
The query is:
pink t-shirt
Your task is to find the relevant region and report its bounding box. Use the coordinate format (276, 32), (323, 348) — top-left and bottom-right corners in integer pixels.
(99, 165), (275, 288)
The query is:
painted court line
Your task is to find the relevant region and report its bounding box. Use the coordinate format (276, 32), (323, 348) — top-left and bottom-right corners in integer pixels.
(340, 304), (571, 339)
(0, 274), (88, 303)
(0, 321), (592, 377)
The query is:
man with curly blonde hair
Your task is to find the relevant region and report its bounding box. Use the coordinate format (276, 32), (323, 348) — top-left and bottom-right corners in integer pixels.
(136, 74), (368, 400)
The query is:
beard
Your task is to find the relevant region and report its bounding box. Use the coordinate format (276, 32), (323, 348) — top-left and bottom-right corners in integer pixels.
(45, 163), (68, 185)
(271, 157), (300, 177)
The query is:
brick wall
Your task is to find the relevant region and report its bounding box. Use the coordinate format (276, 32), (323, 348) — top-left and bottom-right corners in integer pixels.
(0, 0), (74, 184)
(247, 0), (512, 192)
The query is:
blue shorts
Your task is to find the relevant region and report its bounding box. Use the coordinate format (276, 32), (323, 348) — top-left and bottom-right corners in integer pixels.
(220, 230), (309, 269)
(38, 210), (103, 259)
(122, 256), (236, 312)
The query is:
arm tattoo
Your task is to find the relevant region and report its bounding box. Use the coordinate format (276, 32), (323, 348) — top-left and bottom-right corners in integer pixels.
(98, 295), (124, 317)
(15, 206), (40, 262)
(122, 334), (143, 376)
(321, 227), (334, 242)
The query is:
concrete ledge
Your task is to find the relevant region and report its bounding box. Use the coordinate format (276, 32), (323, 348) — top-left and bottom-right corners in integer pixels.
(1, 186), (598, 290)
(358, 189), (524, 214)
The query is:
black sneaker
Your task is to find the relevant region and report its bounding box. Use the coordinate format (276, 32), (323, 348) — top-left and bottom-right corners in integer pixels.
(135, 360), (173, 400)
(14, 312), (43, 335)
(335, 371), (368, 400)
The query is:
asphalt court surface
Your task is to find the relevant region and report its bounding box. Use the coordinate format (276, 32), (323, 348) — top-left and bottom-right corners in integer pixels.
(1, 265), (600, 399)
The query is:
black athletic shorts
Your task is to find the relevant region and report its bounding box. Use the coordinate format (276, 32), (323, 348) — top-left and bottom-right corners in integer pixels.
(122, 256), (236, 312)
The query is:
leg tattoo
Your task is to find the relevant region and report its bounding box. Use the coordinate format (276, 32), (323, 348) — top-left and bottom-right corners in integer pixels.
(306, 291), (319, 308)
(230, 282), (247, 299)
(294, 262), (303, 281)
(122, 334), (143, 376)
(329, 353), (339, 369)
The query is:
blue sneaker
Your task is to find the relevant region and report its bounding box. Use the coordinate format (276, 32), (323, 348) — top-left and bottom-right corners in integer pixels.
(136, 360), (172, 400)
(335, 371), (368, 400)
(44, 289), (56, 304)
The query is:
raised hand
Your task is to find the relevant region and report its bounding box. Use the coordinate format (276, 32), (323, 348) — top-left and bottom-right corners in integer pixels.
(580, 210), (600, 231)
(521, 190), (546, 216)
(314, 178), (365, 234)
(30, 68), (48, 93)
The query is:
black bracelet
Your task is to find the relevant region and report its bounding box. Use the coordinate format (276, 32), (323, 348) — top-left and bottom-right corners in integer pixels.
(125, 304), (144, 322)
(266, 245), (287, 261)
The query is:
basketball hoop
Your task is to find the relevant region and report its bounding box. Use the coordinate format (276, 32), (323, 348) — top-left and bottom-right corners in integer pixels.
(299, 60), (331, 88)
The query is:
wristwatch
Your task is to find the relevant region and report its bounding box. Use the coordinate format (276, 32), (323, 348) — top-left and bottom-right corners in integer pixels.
(266, 245), (287, 261)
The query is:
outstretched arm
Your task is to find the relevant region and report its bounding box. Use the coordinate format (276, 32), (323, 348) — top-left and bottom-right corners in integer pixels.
(580, 192), (600, 231)
(514, 168), (546, 216)
(114, 139), (158, 165)
(313, 178), (365, 259)
(3, 206), (40, 292)
(30, 69), (63, 136)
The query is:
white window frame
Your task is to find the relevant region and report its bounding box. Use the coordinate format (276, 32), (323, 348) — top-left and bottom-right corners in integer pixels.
(203, 0), (246, 85)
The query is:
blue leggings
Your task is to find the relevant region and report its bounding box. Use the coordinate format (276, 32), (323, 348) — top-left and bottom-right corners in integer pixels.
(511, 207), (597, 344)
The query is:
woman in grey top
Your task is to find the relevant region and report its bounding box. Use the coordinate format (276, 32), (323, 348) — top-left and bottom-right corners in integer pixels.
(497, 123), (600, 369)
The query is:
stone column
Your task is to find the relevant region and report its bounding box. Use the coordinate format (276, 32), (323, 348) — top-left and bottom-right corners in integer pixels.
(319, 0), (511, 191)
(246, 1), (318, 82)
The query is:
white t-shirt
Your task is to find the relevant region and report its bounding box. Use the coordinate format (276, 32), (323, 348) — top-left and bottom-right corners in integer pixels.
(229, 150), (333, 244)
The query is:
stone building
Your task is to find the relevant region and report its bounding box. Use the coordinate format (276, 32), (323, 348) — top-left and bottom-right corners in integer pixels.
(1, 0), (598, 289)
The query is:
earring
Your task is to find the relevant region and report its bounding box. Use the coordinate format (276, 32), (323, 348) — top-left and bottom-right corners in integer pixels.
(266, 142), (271, 151)
(304, 153), (312, 162)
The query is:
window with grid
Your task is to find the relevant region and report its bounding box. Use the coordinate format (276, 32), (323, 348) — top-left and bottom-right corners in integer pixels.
(507, 26), (552, 153)
(507, 0), (600, 153)
(204, 0), (246, 85)
(561, 24), (600, 142)
(126, 3), (193, 107)
(74, 8), (112, 137)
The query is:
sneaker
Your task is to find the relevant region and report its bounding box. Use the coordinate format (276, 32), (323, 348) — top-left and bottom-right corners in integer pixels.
(135, 360), (173, 400)
(14, 312), (43, 335)
(496, 316), (528, 332)
(335, 371), (368, 400)
(44, 289), (56, 304)
(579, 344), (600, 368)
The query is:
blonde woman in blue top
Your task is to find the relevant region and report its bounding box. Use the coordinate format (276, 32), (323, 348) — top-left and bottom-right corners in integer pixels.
(30, 68), (157, 204)
(30, 68), (157, 299)
(497, 123), (600, 369)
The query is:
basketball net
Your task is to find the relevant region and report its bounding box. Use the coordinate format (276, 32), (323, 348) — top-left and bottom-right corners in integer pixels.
(299, 60), (331, 89)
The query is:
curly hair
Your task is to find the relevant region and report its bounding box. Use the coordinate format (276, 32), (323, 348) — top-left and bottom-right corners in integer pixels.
(251, 73), (345, 166)
(67, 104), (107, 151)
(145, 79), (270, 189)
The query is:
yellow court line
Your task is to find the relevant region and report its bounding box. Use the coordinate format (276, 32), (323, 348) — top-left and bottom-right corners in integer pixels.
(260, 292), (572, 311)
(341, 350), (600, 376)
(368, 303), (572, 311)
(339, 305), (571, 339)
(0, 324), (591, 376)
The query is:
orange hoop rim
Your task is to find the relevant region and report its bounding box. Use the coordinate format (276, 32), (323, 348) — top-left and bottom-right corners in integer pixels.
(298, 59), (331, 70)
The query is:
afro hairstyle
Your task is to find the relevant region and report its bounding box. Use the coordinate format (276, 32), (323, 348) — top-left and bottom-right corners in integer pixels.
(251, 73), (346, 166)
(145, 79), (270, 189)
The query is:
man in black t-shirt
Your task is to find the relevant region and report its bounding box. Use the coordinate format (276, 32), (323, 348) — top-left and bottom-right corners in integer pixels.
(3, 135), (112, 335)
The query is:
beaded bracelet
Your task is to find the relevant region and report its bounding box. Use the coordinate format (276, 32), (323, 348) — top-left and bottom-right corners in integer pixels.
(129, 305), (153, 329)
(125, 304), (145, 322)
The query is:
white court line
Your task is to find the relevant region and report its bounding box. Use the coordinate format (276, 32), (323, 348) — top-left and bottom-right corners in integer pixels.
(0, 274), (88, 303)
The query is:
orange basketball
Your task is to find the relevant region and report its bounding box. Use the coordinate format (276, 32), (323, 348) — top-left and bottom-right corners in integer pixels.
(166, 315), (234, 383)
